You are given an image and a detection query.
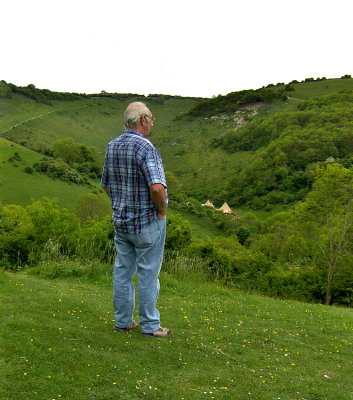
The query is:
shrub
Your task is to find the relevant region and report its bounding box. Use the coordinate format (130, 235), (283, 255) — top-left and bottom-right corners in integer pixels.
(33, 157), (85, 184)
(165, 214), (192, 250)
(74, 216), (114, 263)
(0, 204), (34, 268)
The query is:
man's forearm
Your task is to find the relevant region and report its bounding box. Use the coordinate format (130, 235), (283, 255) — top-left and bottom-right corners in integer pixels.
(150, 184), (167, 219)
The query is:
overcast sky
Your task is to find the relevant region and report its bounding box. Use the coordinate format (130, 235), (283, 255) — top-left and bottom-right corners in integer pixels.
(2, 0), (353, 98)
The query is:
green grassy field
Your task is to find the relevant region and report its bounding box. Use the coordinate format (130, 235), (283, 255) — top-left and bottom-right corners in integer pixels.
(277, 78), (353, 111)
(167, 207), (223, 239)
(0, 138), (104, 208)
(1, 269), (352, 400)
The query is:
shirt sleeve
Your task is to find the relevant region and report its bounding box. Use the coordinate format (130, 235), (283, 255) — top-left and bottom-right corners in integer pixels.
(141, 147), (167, 188)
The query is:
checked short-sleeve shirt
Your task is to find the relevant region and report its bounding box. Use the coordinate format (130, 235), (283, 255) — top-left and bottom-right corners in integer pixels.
(101, 129), (167, 234)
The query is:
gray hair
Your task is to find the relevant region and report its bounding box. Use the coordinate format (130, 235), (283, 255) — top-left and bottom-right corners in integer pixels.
(124, 101), (150, 129)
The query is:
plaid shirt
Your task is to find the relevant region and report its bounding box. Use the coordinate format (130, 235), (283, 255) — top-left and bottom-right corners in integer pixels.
(101, 129), (167, 234)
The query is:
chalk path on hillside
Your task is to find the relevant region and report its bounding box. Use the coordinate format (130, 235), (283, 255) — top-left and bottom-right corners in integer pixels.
(0, 104), (89, 135)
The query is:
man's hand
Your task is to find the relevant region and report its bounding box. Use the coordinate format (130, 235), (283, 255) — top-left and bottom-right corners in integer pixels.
(150, 183), (167, 220)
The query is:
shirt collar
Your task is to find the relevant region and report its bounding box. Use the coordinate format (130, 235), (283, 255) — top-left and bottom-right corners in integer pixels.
(125, 129), (143, 137)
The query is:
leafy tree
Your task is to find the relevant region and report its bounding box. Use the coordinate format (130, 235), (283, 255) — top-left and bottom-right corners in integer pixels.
(165, 214), (191, 250)
(26, 198), (79, 253)
(295, 164), (353, 304)
(74, 193), (110, 222)
(52, 138), (83, 166)
(0, 204), (33, 267)
(52, 138), (101, 178)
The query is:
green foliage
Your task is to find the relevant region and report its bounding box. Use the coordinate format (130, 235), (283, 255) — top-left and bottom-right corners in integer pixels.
(187, 236), (270, 283)
(165, 171), (184, 202)
(7, 151), (22, 162)
(284, 84), (294, 92)
(165, 214), (192, 250)
(73, 216), (114, 263)
(74, 193), (110, 222)
(0, 80), (12, 98)
(52, 138), (101, 178)
(6, 82), (85, 104)
(188, 87), (283, 116)
(27, 198), (79, 252)
(0, 204), (33, 267)
(215, 91), (353, 208)
(33, 157), (87, 184)
(295, 164), (353, 304)
(0, 199), (113, 269)
(247, 165), (353, 305)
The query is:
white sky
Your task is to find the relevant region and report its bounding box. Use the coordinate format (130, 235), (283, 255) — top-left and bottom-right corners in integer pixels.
(2, 0), (353, 98)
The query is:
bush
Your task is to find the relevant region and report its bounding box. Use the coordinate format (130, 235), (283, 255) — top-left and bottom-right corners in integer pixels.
(0, 199), (111, 268)
(74, 216), (114, 263)
(33, 157), (85, 184)
(74, 193), (111, 222)
(0, 204), (34, 268)
(165, 214), (192, 250)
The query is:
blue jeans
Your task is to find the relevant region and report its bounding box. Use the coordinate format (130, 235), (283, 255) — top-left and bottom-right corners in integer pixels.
(113, 217), (166, 333)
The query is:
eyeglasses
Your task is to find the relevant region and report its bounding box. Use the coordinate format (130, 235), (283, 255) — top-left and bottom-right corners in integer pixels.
(144, 115), (155, 122)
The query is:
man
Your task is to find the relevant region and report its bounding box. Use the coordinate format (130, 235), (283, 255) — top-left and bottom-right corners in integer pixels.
(101, 101), (171, 338)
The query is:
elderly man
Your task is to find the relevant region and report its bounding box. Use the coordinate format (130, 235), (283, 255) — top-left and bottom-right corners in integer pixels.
(101, 101), (170, 338)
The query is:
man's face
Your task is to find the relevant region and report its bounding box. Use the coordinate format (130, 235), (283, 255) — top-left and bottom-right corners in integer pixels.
(142, 112), (154, 137)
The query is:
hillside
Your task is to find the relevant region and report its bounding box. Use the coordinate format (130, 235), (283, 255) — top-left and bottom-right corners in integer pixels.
(1, 270), (352, 400)
(1, 79), (353, 309)
(0, 138), (104, 207)
(2, 78), (353, 210)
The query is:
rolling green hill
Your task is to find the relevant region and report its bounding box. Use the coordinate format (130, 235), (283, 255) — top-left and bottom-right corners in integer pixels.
(2, 79), (353, 307)
(2, 77), (353, 211)
(0, 138), (104, 208)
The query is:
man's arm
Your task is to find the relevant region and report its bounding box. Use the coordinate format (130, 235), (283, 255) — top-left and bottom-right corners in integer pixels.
(150, 183), (167, 220)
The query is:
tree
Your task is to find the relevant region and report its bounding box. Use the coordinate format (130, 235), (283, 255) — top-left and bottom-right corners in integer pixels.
(52, 138), (81, 166)
(296, 163), (353, 304)
(0, 204), (33, 267)
(74, 193), (111, 222)
(165, 214), (191, 250)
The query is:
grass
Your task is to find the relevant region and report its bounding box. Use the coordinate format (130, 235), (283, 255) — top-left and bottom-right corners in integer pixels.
(1, 265), (352, 400)
(167, 207), (223, 239)
(0, 138), (104, 209)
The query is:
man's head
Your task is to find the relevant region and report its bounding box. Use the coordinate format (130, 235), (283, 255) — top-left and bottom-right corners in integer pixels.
(124, 102), (154, 137)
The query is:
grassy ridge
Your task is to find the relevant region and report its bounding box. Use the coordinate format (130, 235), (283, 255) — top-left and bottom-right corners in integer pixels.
(1, 270), (352, 400)
(0, 138), (104, 208)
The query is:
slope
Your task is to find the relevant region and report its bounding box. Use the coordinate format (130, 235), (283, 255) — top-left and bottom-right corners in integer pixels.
(3, 78), (353, 208)
(0, 138), (104, 208)
(1, 271), (352, 400)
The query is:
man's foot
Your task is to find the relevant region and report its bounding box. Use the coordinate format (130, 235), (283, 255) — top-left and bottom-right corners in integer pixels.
(142, 327), (171, 337)
(115, 321), (139, 331)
